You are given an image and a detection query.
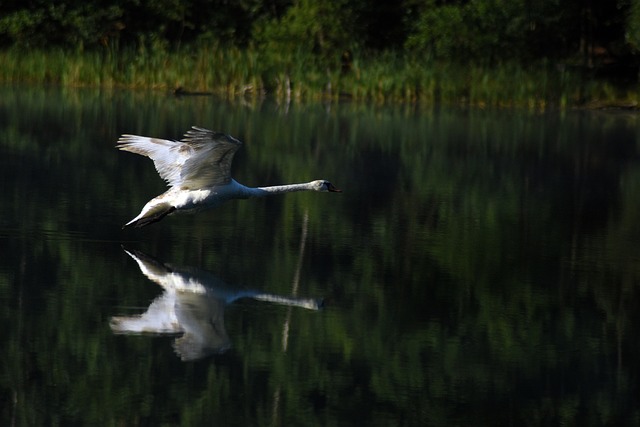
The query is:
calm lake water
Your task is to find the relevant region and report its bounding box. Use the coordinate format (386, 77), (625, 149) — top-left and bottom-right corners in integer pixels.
(1, 86), (640, 426)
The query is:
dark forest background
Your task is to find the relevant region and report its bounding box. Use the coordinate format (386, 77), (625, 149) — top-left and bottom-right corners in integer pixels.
(2, 1), (639, 72)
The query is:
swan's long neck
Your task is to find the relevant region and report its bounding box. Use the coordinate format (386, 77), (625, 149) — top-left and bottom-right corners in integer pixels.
(246, 182), (316, 198)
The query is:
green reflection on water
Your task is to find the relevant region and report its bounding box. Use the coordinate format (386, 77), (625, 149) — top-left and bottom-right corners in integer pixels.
(0, 87), (640, 425)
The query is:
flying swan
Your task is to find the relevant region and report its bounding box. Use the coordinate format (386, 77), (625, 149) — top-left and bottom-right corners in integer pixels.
(117, 126), (341, 228)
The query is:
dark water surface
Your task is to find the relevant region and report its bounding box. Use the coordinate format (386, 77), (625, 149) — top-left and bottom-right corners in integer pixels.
(1, 86), (640, 425)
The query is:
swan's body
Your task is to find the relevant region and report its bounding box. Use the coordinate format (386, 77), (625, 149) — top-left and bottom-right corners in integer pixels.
(117, 126), (341, 228)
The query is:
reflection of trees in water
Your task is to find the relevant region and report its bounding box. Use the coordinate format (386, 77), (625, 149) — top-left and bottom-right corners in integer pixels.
(390, 111), (640, 425)
(3, 90), (640, 424)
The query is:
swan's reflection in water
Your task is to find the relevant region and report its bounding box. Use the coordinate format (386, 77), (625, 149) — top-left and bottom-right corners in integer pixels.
(111, 248), (323, 361)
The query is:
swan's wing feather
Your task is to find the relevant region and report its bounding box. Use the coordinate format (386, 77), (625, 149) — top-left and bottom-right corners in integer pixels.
(179, 127), (242, 188)
(117, 126), (242, 188)
(117, 135), (188, 186)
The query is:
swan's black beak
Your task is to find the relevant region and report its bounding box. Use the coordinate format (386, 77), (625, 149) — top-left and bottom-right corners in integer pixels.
(327, 183), (342, 193)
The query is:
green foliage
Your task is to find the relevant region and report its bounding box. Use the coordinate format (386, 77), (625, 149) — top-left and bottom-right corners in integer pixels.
(0, 0), (639, 105)
(0, 0), (638, 64)
(0, 8), (45, 45)
(405, 0), (574, 63)
(1, 46), (635, 107)
(406, 3), (465, 60)
(0, 1), (123, 48)
(254, 0), (364, 75)
(626, 0), (640, 51)
(0, 0), (277, 49)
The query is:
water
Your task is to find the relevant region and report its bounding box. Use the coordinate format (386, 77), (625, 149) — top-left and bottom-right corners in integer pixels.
(1, 86), (640, 426)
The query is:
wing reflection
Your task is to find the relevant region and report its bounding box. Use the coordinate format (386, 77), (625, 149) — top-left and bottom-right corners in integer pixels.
(110, 247), (323, 361)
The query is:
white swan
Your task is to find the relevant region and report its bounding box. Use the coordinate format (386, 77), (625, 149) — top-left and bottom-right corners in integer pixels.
(117, 126), (341, 228)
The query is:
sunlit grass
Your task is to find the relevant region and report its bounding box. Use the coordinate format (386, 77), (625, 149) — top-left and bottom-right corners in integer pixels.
(0, 45), (633, 108)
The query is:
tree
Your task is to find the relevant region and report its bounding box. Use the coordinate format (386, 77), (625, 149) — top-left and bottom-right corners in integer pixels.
(254, 0), (364, 67)
(0, 0), (123, 48)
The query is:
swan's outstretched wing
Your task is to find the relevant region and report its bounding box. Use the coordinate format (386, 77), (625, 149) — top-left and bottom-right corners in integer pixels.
(179, 127), (242, 188)
(117, 126), (242, 188)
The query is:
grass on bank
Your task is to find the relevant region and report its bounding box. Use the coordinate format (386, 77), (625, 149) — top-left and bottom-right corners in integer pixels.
(0, 45), (636, 108)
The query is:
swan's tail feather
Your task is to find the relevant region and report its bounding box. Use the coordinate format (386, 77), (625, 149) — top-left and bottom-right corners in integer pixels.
(123, 205), (176, 229)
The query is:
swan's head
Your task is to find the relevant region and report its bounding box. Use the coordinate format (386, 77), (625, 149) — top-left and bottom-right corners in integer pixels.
(313, 180), (342, 193)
